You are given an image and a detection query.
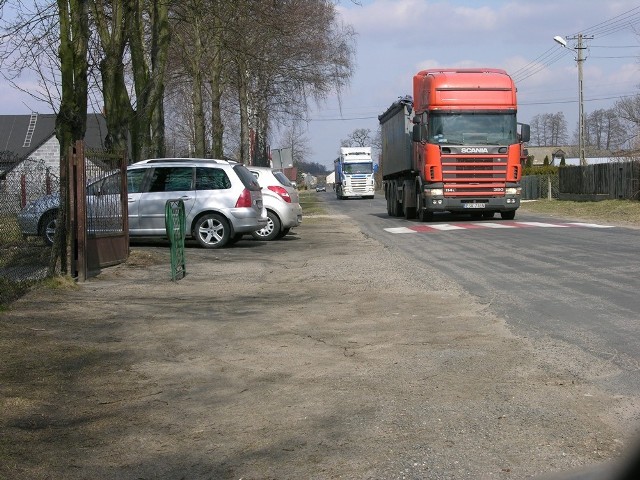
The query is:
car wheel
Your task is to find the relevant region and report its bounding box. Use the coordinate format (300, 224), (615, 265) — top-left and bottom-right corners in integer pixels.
(194, 213), (230, 248)
(276, 227), (291, 239)
(40, 210), (58, 246)
(251, 210), (281, 241)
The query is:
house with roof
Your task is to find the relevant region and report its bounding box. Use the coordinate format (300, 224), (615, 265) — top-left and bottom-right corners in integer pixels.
(0, 113), (108, 210)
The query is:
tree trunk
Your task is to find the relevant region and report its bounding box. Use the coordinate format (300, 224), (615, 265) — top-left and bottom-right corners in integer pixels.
(238, 60), (251, 165)
(192, 74), (206, 157)
(100, 56), (133, 154)
(210, 76), (224, 159)
(54, 0), (89, 276)
(128, 0), (170, 161)
(92, 0), (131, 155)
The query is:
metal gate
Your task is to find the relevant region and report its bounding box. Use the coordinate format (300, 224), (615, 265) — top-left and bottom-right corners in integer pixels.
(69, 141), (129, 280)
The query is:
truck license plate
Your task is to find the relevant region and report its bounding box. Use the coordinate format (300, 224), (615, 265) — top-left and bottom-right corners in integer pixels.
(464, 203), (485, 209)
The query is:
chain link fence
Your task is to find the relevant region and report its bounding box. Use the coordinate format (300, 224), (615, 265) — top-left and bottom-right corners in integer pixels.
(521, 175), (560, 200)
(0, 159), (60, 305)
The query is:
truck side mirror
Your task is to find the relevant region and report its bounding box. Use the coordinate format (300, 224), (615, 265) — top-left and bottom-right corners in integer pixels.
(518, 123), (530, 143)
(412, 124), (422, 142)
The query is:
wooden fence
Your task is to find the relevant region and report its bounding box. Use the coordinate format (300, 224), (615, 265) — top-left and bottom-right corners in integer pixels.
(558, 161), (640, 200)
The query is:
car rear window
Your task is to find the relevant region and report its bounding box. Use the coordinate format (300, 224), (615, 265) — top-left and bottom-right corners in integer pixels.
(127, 169), (146, 193)
(233, 165), (261, 191)
(273, 171), (292, 187)
(148, 167), (193, 192)
(196, 167), (231, 190)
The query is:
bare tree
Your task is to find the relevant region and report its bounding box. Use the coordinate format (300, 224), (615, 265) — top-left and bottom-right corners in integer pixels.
(278, 120), (310, 166)
(0, 1), (66, 110)
(585, 108), (626, 151)
(615, 93), (640, 126)
(166, 0), (355, 164)
(614, 94), (640, 149)
(341, 128), (371, 147)
(90, 0), (133, 154)
(529, 112), (568, 146)
(127, 0), (170, 160)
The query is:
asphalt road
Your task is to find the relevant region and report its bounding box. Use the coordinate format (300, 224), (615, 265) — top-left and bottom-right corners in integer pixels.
(319, 192), (640, 398)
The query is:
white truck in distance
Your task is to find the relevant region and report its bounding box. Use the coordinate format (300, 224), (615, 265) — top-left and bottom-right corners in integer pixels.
(333, 147), (376, 199)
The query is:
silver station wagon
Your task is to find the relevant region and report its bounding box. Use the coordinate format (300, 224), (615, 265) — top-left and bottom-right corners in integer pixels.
(18, 158), (268, 249)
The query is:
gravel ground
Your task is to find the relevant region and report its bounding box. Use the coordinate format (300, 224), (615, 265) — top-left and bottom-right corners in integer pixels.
(1, 214), (638, 479)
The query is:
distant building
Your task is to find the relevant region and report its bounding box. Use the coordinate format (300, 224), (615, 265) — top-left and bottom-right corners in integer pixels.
(0, 113), (108, 178)
(326, 171), (335, 186)
(525, 145), (637, 166)
(0, 113), (109, 208)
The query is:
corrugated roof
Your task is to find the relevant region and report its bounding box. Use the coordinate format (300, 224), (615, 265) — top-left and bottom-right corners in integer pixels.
(0, 114), (56, 158)
(0, 113), (108, 160)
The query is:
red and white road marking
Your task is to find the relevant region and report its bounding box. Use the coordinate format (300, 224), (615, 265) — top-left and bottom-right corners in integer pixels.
(384, 221), (616, 234)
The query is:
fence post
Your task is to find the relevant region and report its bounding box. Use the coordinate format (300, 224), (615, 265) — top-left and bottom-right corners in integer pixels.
(20, 174), (27, 208)
(46, 167), (51, 195)
(548, 176), (552, 200)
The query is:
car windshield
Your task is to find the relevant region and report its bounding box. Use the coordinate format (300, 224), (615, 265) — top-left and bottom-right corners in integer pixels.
(428, 112), (517, 146)
(343, 162), (373, 174)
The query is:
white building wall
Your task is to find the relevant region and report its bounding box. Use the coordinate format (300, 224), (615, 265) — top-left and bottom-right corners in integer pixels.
(29, 136), (61, 174)
(2, 136), (61, 211)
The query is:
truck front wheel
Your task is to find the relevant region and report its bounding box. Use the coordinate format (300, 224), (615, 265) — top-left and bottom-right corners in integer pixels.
(500, 210), (516, 220)
(416, 192), (433, 222)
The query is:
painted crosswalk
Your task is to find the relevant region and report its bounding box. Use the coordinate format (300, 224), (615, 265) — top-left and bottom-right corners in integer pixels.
(384, 221), (616, 234)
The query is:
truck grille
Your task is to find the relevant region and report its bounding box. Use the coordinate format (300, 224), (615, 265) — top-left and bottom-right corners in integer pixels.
(350, 177), (369, 192)
(441, 155), (507, 197)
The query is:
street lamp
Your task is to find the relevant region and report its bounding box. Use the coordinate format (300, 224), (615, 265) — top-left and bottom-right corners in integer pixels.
(554, 33), (592, 166)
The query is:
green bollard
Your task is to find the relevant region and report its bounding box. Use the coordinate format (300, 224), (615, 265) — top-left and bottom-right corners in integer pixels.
(165, 199), (186, 281)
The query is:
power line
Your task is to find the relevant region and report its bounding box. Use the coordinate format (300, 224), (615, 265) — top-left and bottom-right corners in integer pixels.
(590, 55), (638, 59)
(521, 92), (637, 106)
(591, 45), (640, 48)
(513, 5), (640, 85)
(574, 6), (640, 38)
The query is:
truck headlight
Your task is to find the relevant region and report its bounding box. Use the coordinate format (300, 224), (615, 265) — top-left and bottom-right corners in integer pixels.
(506, 187), (521, 196)
(425, 188), (443, 196)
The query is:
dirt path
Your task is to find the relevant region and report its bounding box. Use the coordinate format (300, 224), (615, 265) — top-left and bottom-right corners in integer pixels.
(1, 215), (637, 479)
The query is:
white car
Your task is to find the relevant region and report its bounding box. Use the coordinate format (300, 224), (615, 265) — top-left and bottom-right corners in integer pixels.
(247, 167), (303, 240)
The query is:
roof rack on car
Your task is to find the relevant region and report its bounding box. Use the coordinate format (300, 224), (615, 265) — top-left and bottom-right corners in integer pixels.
(136, 158), (232, 164)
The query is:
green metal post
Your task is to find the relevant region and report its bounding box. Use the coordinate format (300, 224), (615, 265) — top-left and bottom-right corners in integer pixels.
(165, 199), (186, 280)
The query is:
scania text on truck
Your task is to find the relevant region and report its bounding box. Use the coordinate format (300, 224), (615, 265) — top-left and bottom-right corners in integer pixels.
(378, 68), (530, 221)
(334, 146), (376, 199)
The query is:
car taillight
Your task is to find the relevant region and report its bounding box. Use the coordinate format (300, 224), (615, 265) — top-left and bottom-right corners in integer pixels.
(268, 185), (291, 203)
(235, 188), (253, 208)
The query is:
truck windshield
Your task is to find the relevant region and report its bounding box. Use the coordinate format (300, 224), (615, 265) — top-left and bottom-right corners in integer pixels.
(343, 162), (373, 174)
(428, 112), (517, 146)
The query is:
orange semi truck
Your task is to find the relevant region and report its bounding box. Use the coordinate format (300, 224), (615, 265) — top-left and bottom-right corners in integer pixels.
(378, 68), (530, 221)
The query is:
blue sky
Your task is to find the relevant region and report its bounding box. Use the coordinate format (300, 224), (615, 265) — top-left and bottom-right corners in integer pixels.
(1, 0), (639, 168)
(302, 0), (640, 167)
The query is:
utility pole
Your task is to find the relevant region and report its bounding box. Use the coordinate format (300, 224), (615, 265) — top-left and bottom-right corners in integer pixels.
(553, 33), (593, 166)
(575, 33), (588, 166)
